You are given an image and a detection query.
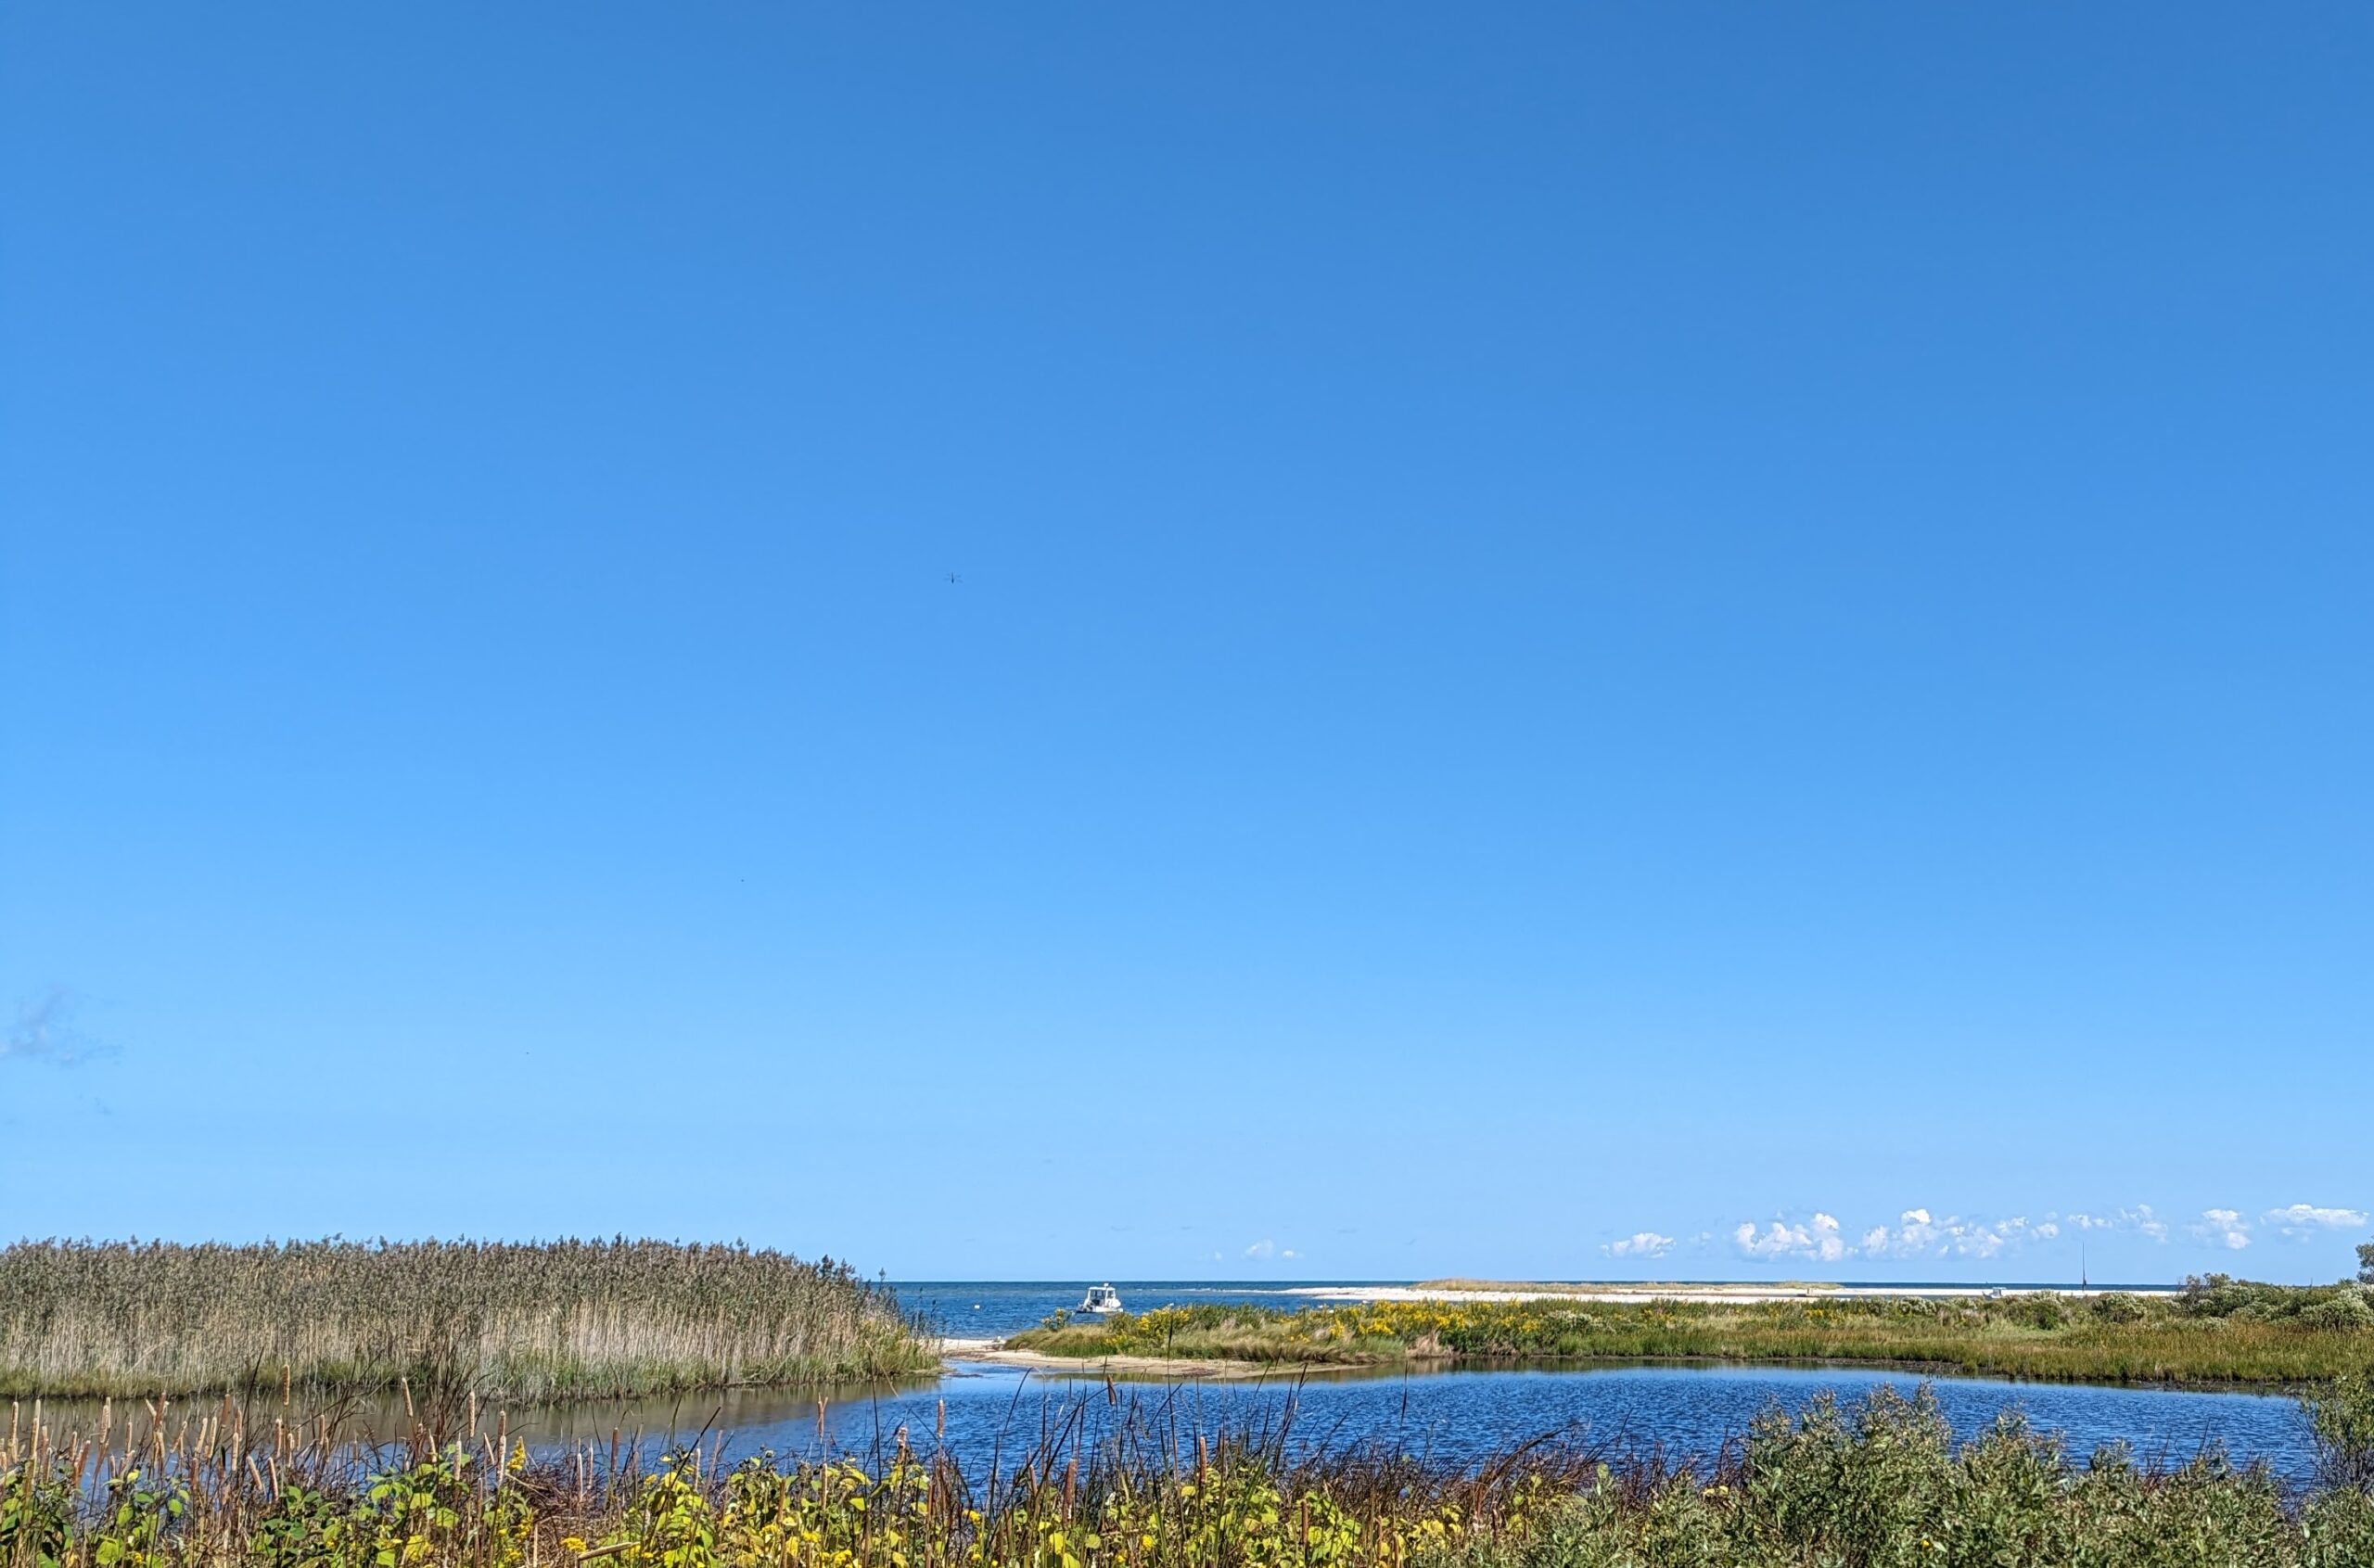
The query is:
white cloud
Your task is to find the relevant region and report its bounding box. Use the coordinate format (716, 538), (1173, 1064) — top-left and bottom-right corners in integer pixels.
(1707, 1200), (2283, 1268)
(1603, 1231), (1676, 1259)
(1732, 1216), (1848, 1262)
(2193, 1209), (2252, 1250)
(1734, 1221), (1806, 1258)
(1850, 1210), (2038, 1261)
(2119, 1205), (2171, 1242)
(2057, 1208), (2162, 1240)
(1957, 1218), (2020, 1260)
(1244, 1240), (1276, 1259)
(2265, 1205), (2369, 1240)
(1861, 1209), (1943, 1258)
(1810, 1213), (1848, 1262)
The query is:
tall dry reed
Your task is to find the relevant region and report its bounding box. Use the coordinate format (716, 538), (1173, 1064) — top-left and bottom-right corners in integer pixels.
(0, 1240), (931, 1400)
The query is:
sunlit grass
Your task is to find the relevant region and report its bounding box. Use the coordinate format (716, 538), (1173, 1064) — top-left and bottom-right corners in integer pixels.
(1007, 1284), (2374, 1386)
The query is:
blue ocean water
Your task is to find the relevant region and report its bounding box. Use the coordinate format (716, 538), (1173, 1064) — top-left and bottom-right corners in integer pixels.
(891, 1280), (1390, 1340)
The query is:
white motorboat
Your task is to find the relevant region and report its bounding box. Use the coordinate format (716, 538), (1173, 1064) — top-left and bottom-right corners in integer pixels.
(1078, 1282), (1124, 1315)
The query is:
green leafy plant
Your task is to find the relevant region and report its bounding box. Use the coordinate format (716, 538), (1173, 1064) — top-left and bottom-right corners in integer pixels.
(0, 1460), (75, 1568)
(87, 1470), (186, 1568)
(2305, 1372), (2374, 1491)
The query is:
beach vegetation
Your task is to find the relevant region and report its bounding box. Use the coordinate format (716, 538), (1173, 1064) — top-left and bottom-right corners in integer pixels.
(2304, 1371), (2374, 1491)
(1008, 1286), (2374, 1387)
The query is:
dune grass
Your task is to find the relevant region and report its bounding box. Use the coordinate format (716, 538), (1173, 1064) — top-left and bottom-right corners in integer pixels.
(0, 1239), (933, 1401)
(1006, 1282), (2374, 1387)
(5, 1379), (2371, 1567)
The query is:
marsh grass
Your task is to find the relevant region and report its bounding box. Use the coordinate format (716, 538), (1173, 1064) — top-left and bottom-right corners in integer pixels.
(0, 1240), (932, 1401)
(1009, 1288), (2374, 1387)
(3, 1380), (2371, 1567)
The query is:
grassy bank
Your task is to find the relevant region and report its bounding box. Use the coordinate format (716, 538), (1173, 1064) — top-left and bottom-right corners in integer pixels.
(4, 1382), (2371, 1567)
(1006, 1280), (2374, 1386)
(0, 1239), (933, 1401)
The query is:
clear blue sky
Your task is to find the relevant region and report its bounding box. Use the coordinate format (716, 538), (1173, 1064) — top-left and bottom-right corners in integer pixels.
(4, 4), (2368, 1284)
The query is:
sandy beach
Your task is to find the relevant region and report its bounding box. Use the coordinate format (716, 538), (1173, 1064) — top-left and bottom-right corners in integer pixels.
(937, 1336), (1292, 1380)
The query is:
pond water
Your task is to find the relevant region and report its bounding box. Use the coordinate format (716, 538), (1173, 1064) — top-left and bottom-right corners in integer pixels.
(13, 1281), (2322, 1489)
(870, 1281), (2317, 1484)
(30, 1358), (2305, 1488)
(583, 1358), (2321, 1485)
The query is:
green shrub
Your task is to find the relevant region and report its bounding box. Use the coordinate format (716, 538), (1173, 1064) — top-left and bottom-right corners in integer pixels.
(2088, 1292), (2149, 1324)
(2299, 1294), (2374, 1332)
(2306, 1372), (2374, 1490)
(2017, 1293), (2071, 1330)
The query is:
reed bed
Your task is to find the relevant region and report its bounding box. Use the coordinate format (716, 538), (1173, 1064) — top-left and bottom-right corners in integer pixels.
(3, 1379), (2371, 1566)
(0, 1241), (932, 1401)
(1009, 1285), (2374, 1387)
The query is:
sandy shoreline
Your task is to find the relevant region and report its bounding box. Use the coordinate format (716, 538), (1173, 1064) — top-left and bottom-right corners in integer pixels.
(935, 1337), (1294, 1380)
